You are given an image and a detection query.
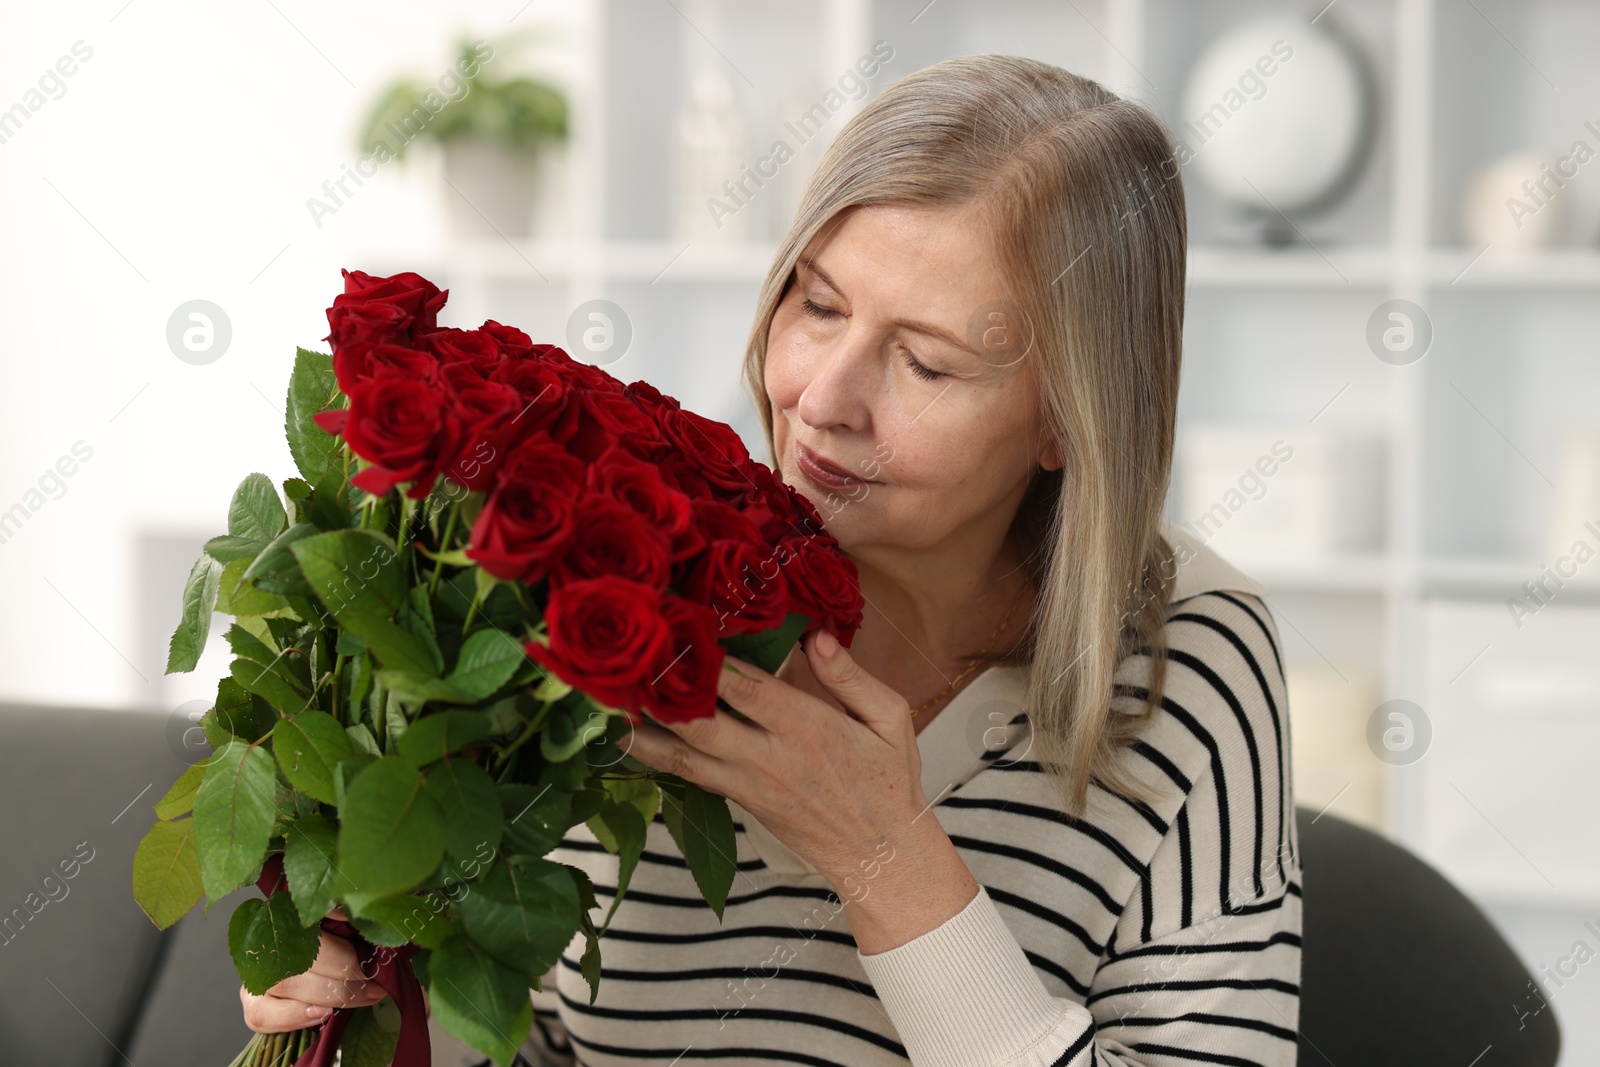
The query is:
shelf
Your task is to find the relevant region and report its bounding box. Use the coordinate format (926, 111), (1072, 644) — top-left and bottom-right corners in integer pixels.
(1231, 554), (1395, 594)
(1427, 247), (1600, 288)
(1187, 246), (1393, 288)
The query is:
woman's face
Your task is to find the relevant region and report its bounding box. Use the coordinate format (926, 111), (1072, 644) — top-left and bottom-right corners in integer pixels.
(765, 202), (1061, 560)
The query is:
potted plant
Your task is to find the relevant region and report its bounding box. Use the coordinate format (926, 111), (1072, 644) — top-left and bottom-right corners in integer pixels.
(359, 32), (569, 240)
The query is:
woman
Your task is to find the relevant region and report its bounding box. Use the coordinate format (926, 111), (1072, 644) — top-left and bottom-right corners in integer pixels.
(243, 53), (1300, 1066)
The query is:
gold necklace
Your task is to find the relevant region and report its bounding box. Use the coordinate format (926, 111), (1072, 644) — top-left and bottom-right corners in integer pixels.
(908, 582), (1030, 717)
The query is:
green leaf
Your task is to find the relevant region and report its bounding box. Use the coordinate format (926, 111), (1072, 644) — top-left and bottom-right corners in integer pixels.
(207, 677), (277, 744)
(166, 553), (223, 674)
(498, 784), (571, 857)
(447, 629), (528, 699)
(214, 557), (285, 616)
(309, 460), (353, 531)
(422, 759), (503, 862)
(283, 810), (352, 926)
(132, 818), (203, 929)
(397, 711), (493, 766)
(193, 740), (278, 899)
(374, 670), (477, 712)
(205, 534), (268, 563)
(153, 759), (210, 821)
(291, 530), (438, 676)
(659, 780), (736, 920)
(228, 472), (289, 545)
(349, 892), (453, 949)
(273, 711), (356, 805)
(228, 890), (322, 995)
(567, 866), (603, 1002)
(338, 756), (446, 901)
(338, 1001), (402, 1067)
(287, 348), (343, 483)
(723, 611), (811, 676)
(345, 722), (381, 757)
(587, 799), (647, 932)
(230, 657), (307, 716)
(240, 522), (323, 597)
(429, 936), (535, 1067)
(456, 856), (580, 978)
(540, 699), (611, 763)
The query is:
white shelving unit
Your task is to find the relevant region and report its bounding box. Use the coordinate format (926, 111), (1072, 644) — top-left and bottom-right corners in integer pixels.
(383, 5), (1600, 1051)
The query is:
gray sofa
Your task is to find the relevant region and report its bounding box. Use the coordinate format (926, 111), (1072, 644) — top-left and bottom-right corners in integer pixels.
(0, 700), (1563, 1066)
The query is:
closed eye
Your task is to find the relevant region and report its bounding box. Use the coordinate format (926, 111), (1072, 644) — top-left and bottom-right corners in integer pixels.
(800, 298), (944, 381)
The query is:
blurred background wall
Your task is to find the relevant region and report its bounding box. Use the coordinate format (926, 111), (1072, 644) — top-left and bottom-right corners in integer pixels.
(2, 0), (1598, 1061)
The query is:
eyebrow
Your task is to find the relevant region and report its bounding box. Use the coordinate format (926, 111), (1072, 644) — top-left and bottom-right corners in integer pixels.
(799, 255), (977, 355)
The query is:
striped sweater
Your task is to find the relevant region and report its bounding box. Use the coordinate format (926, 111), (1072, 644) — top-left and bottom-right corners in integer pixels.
(427, 521), (1301, 1067)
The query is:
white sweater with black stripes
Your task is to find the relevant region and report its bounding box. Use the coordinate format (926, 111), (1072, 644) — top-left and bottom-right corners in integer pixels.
(428, 523), (1301, 1067)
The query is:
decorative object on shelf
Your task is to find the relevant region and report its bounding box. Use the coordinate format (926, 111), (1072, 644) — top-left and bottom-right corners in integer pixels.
(129, 269), (864, 1067)
(359, 32), (570, 240)
(672, 68), (755, 245)
(1178, 11), (1377, 246)
(1176, 423), (1386, 563)
(1542, 423), (1600, 566)
(1286, 665), (1382, 830)
(1459, 150), (1571, 251)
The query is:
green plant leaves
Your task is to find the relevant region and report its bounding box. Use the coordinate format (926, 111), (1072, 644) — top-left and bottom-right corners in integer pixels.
(153, 760), (209, 821)
(193, 740), (278, 900)
(166, 553), (223, 674)
(422, 758), (503, 862)
(429, 936), (536, 1067)
(241, 522), (322, 597)
(290, 530), (440, 677)
(282, 811), (352, 926)
(446, 629), (528, 699)
(228, 890), (322, 995)
(229, 472), (289, 544)
(456, 856), (581, 978)
(287, 348), (342, 483)
(397, 711), (492, 766)
(337, 756), (446, 902)
(273, 711), (357, 805)
(339, 1001), (402, 1067)
(723, 611), (811, 675)
(349, 893), (453, 950)
(659, 779), (736, 921)
(132, 818), (203, 929)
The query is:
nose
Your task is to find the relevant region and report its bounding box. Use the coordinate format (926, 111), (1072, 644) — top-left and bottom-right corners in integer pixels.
(795, 327), (874, 435)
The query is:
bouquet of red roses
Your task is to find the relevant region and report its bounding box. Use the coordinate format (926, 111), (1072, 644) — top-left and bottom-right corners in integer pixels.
(131, 269), (862, 1067)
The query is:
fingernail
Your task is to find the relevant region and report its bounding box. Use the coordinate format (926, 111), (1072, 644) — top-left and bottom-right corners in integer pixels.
(307, 1005), (333, 1020)
(814, 628), (839, 658)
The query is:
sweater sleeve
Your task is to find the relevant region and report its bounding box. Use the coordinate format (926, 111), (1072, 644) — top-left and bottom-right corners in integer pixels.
(856, 876), (1300, 1067)
(858, 590), (1302, 1066)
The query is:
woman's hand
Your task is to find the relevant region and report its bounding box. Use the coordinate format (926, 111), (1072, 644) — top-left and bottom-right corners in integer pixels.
(620, 627), (931, 887)
(239, 913), (389, 1034)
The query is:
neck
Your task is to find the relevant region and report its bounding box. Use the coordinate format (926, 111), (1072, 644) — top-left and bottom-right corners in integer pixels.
(839, 526), (1034, 712)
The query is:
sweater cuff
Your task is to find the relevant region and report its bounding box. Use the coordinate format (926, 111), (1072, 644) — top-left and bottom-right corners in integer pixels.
(855, 884), (1088, 1067)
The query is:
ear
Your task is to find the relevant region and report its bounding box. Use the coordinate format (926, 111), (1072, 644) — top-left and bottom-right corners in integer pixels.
(1038, 432), (1064, 472)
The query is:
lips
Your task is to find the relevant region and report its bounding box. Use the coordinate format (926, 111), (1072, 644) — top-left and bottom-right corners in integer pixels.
(795, 441), (875, 492)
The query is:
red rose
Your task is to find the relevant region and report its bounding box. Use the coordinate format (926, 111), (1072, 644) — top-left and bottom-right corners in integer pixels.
(680, 540), (790, 637)
(656, 406), (754, 496)
(443, 378), (524, 490)
(550, 495), (671, 591)
(479, 319), (536, 361)
(334, 269), (448, 334)
(564, 389), (665, 463)
(465, 434), (584, 582)
(417, 327), (507, 379)
(640, 595), (724, 724)
(587, 445), (693, 541)
(325, 303), (413, 365)
(525, 576), (671, 713)
(778, 536), (863, 646)
(330, 340), (441, 391)
(489, 358), (580, 444)
(335, 373), (458, 499)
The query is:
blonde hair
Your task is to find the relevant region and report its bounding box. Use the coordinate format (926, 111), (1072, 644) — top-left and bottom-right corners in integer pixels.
(740, 53), (1185, 815)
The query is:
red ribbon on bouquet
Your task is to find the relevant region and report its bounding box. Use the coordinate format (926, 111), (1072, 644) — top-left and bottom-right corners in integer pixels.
(255, 855), (431, 1067)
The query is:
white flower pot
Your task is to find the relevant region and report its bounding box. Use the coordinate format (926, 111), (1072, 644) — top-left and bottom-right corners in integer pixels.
(440, 135), (546, 240)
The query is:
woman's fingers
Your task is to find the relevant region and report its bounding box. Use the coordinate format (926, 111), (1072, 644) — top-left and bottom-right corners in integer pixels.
(306, 929), (364, 983)
(240, 984), (335, 1034)
(265, 969), (388, 1009)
